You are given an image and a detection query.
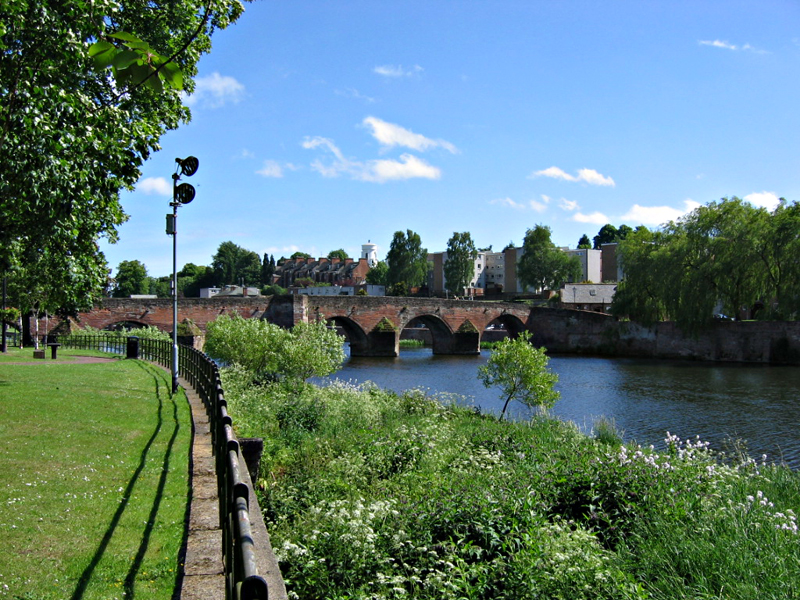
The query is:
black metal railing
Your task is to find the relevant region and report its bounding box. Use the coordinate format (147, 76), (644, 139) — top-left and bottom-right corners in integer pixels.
(57, 334), (270, 599)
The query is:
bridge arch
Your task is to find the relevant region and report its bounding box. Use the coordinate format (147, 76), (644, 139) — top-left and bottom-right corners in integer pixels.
(326, 316), (370, 355)
(483, 314), (527, 339)
(402, 314), (456, 355)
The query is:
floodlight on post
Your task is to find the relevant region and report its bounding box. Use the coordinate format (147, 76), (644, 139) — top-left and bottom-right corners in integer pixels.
(167, 155), (199, 394)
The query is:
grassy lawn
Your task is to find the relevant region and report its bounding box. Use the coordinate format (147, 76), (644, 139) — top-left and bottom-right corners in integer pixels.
(0, 351), (191, 599)
(0, 347), (120, 363)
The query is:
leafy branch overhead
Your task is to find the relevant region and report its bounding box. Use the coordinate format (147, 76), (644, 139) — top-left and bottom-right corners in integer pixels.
(0, 0), (246, 316)
(89, 32), (184, 93)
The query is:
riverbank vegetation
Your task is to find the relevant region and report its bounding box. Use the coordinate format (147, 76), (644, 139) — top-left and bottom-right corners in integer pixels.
(0, 353), (191, 598)
(214, 336), (800, 599)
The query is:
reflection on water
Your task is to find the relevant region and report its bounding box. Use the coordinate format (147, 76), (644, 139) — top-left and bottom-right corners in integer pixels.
(316, 346), (800, 468)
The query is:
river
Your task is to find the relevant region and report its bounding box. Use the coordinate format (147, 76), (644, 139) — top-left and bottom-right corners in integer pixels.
(316, 346), (800, 468)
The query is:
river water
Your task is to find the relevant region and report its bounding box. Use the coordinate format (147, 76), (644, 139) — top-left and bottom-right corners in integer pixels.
(317, 347), (800, 468)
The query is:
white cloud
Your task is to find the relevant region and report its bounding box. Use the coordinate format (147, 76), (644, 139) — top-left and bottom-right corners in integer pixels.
(558, 198), (579, 211)
(363, 116), (458, 153)
(303, 136), (440, 183)
(236, 149), (255, 159)
(620, 200), (700, 225)
(373, 64), (423, 78)
(489, 195), (548, 211)
(335, 88), (375, 103)
(529, 198), (548, 213)
(183, 72), (245, 108)
(362, 154), (441, 183)
(699, 40), (767, 54)
(256, 160), (284, 178)
(303, 137), (351, 178)
(572, 211), (610, 225)
(490, 197), (526, 210)
(699, 39), (738, 50)
(744, 191), (781, 210)
(576, 168), (615, 186)
(531, 166), (574, 181)
(531, 166), (615, 187)
(137, 176), (171, 196)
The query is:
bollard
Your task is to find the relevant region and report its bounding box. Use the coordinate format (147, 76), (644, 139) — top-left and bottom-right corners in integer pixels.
(126, 336), (140, 359)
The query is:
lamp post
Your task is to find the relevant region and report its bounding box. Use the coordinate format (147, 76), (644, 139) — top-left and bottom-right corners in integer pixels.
(167, 156), (199, 393)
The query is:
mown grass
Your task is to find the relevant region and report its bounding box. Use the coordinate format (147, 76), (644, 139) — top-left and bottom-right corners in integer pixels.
(0, 347), (118, 363)
(0, 355), (191, 599)
(222, 368), (800, 600)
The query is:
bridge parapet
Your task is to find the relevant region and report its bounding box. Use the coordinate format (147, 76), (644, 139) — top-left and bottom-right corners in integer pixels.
(44, 295), (617, 358)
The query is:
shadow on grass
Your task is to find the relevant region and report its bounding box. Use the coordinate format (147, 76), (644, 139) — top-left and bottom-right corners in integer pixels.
(70, 361), (183, 600)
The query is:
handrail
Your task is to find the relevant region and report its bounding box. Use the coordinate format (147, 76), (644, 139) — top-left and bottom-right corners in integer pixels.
(57, 334), (270, 599)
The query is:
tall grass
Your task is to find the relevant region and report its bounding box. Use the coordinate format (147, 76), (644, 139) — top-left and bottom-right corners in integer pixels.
(222, 373), (800, 600)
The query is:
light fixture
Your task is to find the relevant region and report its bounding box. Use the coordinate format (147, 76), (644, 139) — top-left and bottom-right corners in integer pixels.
(167, 155), (199, 393)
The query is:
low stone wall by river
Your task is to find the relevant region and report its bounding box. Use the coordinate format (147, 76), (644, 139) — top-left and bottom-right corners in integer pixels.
(535, 317), (800, 365)
(404, 318), (800, 365)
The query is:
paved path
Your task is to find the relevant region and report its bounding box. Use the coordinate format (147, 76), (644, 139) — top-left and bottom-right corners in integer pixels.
(178, 375), (287, 600)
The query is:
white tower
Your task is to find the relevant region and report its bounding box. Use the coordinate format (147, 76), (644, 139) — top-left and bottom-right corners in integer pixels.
(361, 241), (378, 267)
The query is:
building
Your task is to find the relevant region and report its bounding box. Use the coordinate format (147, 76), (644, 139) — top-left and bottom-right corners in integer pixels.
(210, 285), (261, 297)
(275, 256), (372, 288)
(601, 243), (623, 282)
(428, 250), (502, 297)
(199, 287), (221, 298)
(297, 284), (385, 296)
(565, 248), (603, 283)
(361, 242), (378, 267)
(560, 283), (617, 312)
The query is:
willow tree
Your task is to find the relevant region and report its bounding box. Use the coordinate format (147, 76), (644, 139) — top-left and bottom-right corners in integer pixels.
(0, 0), (247, 314)
(612, 197), (799, 330)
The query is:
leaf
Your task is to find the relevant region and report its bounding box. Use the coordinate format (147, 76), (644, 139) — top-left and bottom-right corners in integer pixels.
(112, 50), (141, 70)
(88, 40), (117, 68)
(157, 61), (184, 90)
(108, 31), (142, 43)
(142, 68), (163, 93)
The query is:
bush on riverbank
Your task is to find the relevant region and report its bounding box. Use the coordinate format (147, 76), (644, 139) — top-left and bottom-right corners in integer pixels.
(222, 373), (800, 600)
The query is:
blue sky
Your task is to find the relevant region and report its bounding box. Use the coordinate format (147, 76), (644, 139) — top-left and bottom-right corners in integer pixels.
(100, 0), (800, 277)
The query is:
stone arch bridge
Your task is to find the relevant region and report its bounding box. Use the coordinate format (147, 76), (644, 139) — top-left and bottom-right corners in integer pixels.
(63, 295), (615, 357)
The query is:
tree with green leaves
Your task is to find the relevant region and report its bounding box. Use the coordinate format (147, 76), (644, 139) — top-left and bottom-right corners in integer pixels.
(760, 199), (800, 318)
(443, 232), (477, 296)
(592, 224), (619, 249)
(609, 227), (669, 326)
(211, 241), (262, 287)
(386, 230), (428, 292)
(205, 313), (345, 388)
(478, 331), (559, 419)
(517, 225), (582, 293)
(291, 251), (312, 260)
(612, 197), (800, 330)
(0, 0), (246, 315)
(113, 260), (149, 298)
(327, 249), (349, 261)
(365, 261), (389, 286)
(261, 253), (275, 286)
(577, 234), (592, 249)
